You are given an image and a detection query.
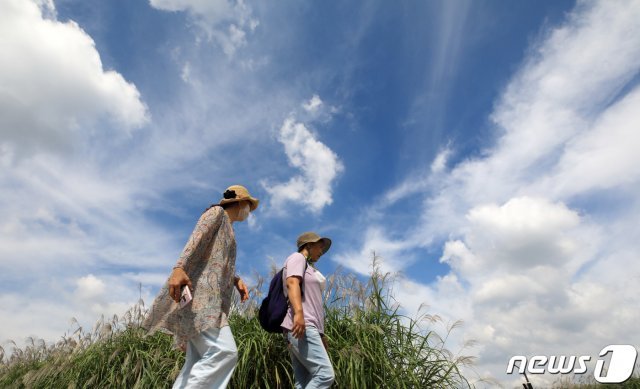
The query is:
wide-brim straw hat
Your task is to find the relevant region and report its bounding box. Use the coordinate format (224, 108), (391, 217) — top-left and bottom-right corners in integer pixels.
(297, 232), (332, 254)
(218, 185), (259, 211)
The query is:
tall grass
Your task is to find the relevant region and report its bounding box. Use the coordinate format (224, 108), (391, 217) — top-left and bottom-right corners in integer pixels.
(1, 258), (474, 388)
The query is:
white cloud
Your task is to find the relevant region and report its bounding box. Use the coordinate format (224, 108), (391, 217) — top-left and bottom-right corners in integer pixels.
(335, 227), (417, 276)
(0, 0), (347, 351)
(342, 1), (640, 386)
(0, 272), (159, 347)
(76, 274), (106, 300)
(246, 213), (260, 231)
(373, 145), (452, 213)
(150, 0), (233, 21)
(33, 0), (55, 18)
(149, 0), (257, 57)
(457, 197), (581, 272)
(302, 94), (323, 113)
(0, 1), (176, 348)
(181, 61), (193, 83)
(0, 0), (148, 156)
(430, 147), (451, 173)
(0, 0), (328, 351)
(264, 117), (344, 213)
(532, 86), (640, 198)
(299, 94), (339, 123)
(0, 0), (170, 296)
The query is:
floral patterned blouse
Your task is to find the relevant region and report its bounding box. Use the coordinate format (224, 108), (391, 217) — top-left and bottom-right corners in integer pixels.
(143, 206), (236, 347)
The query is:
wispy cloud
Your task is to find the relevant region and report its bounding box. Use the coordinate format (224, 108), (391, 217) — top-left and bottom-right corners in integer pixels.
(4, 3), (639, 387)
(149, 0), (258, 57)
(401, 1), (472, 153)
(302, 94), (322, 113)
(341, 1), (640, 386)
(0, 0), (345, 348)
(0, 0), (239, 346)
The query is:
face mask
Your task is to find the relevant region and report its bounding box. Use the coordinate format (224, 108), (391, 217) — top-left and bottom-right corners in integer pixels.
(237, 203), (250, 220)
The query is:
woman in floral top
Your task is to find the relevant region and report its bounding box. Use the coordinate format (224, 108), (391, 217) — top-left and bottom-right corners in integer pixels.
(144, 185), (259, 388)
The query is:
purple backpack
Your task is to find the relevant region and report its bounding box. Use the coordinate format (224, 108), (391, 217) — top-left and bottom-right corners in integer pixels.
(258, 263), (307, 333)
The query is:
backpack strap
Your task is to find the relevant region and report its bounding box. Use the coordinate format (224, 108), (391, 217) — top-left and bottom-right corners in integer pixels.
(301, 261), (308, 298)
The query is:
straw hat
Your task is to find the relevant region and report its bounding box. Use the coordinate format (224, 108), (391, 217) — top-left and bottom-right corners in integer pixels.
(218, 185), (259, 211)
(296, 232), (332, 254)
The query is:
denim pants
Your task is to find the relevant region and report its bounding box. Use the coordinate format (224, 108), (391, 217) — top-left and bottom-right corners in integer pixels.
(287, 326), (335, 389)
(173, 326), (238, 389)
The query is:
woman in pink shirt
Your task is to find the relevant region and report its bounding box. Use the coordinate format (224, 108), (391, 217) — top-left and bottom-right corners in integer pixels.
(281, 232), (335, 388)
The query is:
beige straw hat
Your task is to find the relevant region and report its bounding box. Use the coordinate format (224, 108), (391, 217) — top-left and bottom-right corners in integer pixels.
(296, 232), (332, 254)
(218, 185), (259, 211)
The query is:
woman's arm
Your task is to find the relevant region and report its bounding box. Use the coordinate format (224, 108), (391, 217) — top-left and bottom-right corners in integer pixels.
(286, 276), (305, 339)
(168, 207), (223, 302)
(234, 276), (249, 302)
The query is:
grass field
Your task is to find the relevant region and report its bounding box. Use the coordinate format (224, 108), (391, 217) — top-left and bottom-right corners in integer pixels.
(1, 258), (638, 388)
(1, 259), (474, 388)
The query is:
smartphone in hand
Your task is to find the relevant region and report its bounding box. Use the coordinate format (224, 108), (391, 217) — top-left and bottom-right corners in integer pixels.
(179, 285), (193, 308)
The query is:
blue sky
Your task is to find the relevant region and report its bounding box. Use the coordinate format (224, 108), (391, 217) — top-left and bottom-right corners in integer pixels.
(2, 0), (640, 386)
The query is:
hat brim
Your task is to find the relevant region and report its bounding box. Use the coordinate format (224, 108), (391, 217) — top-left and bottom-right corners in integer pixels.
(319, 237), (332, 254)
(218, 197), (259, 211)
(301, 237), (331, 254)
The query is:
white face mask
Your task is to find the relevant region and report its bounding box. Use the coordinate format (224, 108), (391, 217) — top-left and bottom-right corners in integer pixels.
(237, 202), (250, 221)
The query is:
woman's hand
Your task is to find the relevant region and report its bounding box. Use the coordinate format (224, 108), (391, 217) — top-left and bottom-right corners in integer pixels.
(321, 335), (329, 351)
(168, 267), (192, 303)
(292, 311), (306, 339)
(234, 277), (249, 302)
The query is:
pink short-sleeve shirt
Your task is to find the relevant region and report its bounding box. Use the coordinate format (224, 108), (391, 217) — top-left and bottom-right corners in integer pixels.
(280, 252), (327, 334)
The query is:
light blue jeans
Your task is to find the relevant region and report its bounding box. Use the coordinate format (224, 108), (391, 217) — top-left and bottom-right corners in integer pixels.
(173, 326), (238, 389)
(287, 326), (335, 389)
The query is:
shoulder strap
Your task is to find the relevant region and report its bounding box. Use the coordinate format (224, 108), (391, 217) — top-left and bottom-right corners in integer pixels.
(282, 267), (288, 299)
(301, 261), (308, 297)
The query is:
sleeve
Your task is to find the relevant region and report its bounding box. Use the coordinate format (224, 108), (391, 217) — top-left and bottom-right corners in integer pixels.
(174, 206), (224, 269)
(285, 253), (306, 279)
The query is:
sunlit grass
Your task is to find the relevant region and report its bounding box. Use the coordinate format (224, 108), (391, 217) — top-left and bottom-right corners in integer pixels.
(5, 257), (638, 388)
(1, 257), (476, 388)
